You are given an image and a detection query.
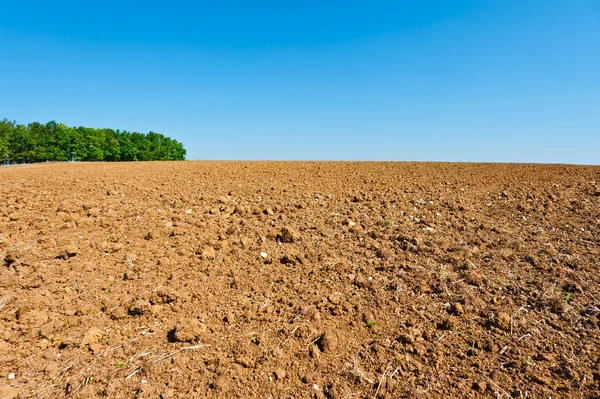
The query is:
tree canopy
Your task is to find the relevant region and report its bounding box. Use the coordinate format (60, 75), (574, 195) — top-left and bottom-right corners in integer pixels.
(0, 119), (186, 164)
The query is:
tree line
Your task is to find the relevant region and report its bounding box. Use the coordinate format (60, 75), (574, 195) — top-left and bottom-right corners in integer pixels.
(0, 119), (186, 164)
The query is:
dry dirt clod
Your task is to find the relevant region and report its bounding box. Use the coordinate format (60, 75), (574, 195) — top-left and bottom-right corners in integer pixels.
(274, 369), (287, 380)
(171, 319), (208, 343)
(61, 244), (79, 258)
(89, 343), (104, 354)
(111, 306), (127, 319)
(277, 227), (299, 243)
(150, 287), (179, 305)
(315, 329), (339, 353)
(280, 249), (302, 265)
(81, 327), (104, 346)
(452, 303), (464, 315)
(200, 246), (217, 260)
(128, 300), (151, 316)
(495, 312), (511, 331)
(235, 356), (256, 369)
(0, 386), (19, 399)
(472, 380), (486, 392)
(0, 342), (11, 355)
(327, 292), (344, 305)
(437, 318), (455, 331)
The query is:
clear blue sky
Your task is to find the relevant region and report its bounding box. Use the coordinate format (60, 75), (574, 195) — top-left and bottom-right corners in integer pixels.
(1, 1), (599, 163)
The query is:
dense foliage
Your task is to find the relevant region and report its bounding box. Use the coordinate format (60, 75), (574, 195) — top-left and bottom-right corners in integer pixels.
(0, 119), (186, 164)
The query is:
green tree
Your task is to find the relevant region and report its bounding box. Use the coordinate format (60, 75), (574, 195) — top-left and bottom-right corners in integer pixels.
(7, 124), (32, 163)
(0, 119), (15, 163)
(0, 118), (187, 163)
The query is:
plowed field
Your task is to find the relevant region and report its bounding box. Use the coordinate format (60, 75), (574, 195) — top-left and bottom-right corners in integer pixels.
(1, 162), (599, 399)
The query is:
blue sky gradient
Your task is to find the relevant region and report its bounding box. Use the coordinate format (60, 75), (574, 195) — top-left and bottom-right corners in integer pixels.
(1, 1), (599, 163)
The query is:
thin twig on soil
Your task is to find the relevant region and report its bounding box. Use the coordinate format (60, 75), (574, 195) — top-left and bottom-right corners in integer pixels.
(0, 295), (11, 313)
(151, 344), (207, 364)
(56, 360), (75, 383)
(374, 366), (390, 398)
(70, 374), (95, 395)
(99, 329), (158, 358)
(518, 333), (531, 341)
(32, 359), (76, 397)
(483, 376), (512, 398)
(279, 325), (299, 348)
(125, 369), (141, 380)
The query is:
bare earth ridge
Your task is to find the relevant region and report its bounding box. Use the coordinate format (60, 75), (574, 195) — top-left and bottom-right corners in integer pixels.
(1, 161), (599, 398)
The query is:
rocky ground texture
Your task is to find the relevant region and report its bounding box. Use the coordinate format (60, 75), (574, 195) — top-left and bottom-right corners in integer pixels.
(1, 161), (599, 398)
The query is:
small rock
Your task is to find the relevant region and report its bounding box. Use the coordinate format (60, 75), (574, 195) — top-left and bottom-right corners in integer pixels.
(185, 209), (192, 214)
(260, 252), (268, 259)
(144, 231), (153, 240)
(8, 373), (15, 380)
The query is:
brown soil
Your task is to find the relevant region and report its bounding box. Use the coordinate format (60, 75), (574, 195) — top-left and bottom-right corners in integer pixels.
(1, 162), (599, 399)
